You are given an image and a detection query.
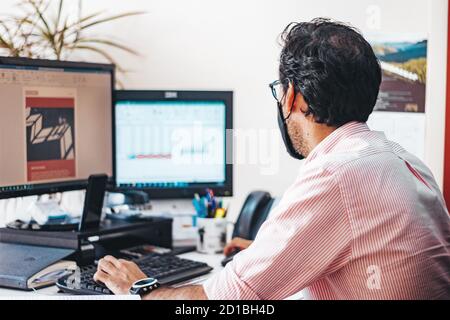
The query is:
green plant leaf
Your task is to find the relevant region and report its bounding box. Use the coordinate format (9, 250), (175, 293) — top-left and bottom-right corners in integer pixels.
(28, 0), (56, 52)
(12, 16), (34, 38)
(0, 20), (13, 42)
(61, 11), (146, 46)
(55, 0), (64, 31)
(55, 17), (69, 59)
(0, 35), (14, 51)
(77, 11), (105, 25)
(70, 44), (126, 72)
(28, 0), (53, 34)
(0, 21), (21, 55)
(74, 37), (140, 56)
(63, 10), (105, 41)
(79, 11), (146, 31)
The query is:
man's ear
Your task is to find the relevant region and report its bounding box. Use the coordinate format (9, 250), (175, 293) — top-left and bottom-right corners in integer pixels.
(294, 92), (309, 114)
(284, 83), (295, 115)
(285, 83), (308, 114)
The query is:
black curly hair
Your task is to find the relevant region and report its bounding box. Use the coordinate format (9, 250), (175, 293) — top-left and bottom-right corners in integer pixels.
(279, 18), (382, 127)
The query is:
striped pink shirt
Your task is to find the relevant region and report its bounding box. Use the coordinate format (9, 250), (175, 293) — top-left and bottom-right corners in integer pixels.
(203, 121), (450, 300)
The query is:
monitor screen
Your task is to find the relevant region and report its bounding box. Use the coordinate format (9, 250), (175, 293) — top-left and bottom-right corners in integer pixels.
(0, 58), (114, 199)
(114, 91), (233, 198)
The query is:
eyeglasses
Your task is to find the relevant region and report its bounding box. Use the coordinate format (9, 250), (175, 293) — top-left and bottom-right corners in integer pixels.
(269, 80), (285, 103)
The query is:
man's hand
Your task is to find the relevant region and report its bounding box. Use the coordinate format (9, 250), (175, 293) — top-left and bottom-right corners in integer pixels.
(93, 255), (147, 295)
(223, 237), (253, 256)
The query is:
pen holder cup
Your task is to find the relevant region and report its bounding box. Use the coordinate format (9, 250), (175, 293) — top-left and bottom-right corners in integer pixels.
(196, 217), (227, 254)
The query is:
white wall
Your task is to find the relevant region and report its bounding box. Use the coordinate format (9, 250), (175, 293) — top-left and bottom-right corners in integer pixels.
(0, 0), (448, 223)
(426, 0), (448, 187)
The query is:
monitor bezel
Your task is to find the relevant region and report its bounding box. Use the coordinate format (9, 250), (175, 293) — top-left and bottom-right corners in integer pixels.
(0, 56), (115, 200)
(113, 90), (233, 199)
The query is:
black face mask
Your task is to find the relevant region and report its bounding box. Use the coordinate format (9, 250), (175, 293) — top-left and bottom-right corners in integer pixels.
(277, 101), (305, 160)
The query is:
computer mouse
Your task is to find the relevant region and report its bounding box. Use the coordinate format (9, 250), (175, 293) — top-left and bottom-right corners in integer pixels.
(221, 248), (241, 267)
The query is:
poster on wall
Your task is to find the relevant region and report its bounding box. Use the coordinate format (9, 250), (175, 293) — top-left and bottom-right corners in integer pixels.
(367, 33), (428, 160)
(25, 88), (76, 182)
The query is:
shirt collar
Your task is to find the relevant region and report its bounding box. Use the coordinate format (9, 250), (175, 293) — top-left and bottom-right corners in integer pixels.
(305, 121), (370, 163)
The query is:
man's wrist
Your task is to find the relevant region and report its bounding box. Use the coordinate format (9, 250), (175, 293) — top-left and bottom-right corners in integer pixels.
(129, 278), (160, 296)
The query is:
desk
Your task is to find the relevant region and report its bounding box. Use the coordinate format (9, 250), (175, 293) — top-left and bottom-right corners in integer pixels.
(0, 251), (224, 298)
(0, 252), (304, 299)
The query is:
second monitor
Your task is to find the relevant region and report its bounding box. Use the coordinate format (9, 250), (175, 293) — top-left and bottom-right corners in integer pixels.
(113, 90), (233, 199)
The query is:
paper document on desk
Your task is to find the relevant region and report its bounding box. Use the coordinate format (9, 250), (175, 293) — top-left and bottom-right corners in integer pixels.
(0, 295), (140, 300)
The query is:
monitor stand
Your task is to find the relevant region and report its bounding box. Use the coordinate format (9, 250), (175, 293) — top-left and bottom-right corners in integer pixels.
(6, 198), (79, 232)
(6, 217), (79, 232)
(6, 174), (108, 232)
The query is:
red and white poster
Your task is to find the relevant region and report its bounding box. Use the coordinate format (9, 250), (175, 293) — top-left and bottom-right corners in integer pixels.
(25, 88), (76, 182)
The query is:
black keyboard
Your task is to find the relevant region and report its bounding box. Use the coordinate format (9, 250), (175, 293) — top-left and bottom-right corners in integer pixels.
(56, 253), (213, 295)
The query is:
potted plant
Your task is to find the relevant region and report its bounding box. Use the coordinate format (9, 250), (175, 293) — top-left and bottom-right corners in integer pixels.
(0, 0), (145, 87)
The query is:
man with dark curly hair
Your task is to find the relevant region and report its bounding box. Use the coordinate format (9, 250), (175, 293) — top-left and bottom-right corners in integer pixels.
(94, 18), (450, 300)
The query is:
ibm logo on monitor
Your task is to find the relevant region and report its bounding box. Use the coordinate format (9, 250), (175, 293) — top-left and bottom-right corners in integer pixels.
(164, 91), (178, 99)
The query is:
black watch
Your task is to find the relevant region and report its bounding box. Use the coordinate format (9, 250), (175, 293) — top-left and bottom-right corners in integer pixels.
(129, 278), (160, 296)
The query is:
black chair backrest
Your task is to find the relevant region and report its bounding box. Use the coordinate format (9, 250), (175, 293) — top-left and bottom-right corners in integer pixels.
(232, 191), (274, 240)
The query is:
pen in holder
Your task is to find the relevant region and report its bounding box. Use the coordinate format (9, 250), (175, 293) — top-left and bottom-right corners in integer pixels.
(192, 189), (228, 254)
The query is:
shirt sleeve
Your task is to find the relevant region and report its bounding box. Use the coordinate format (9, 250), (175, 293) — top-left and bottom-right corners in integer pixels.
(203, 169), (352, 300)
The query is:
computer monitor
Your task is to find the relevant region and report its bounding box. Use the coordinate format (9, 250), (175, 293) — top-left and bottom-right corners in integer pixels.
(0, 57), (114, 199)
(113, 90), (233, 199)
